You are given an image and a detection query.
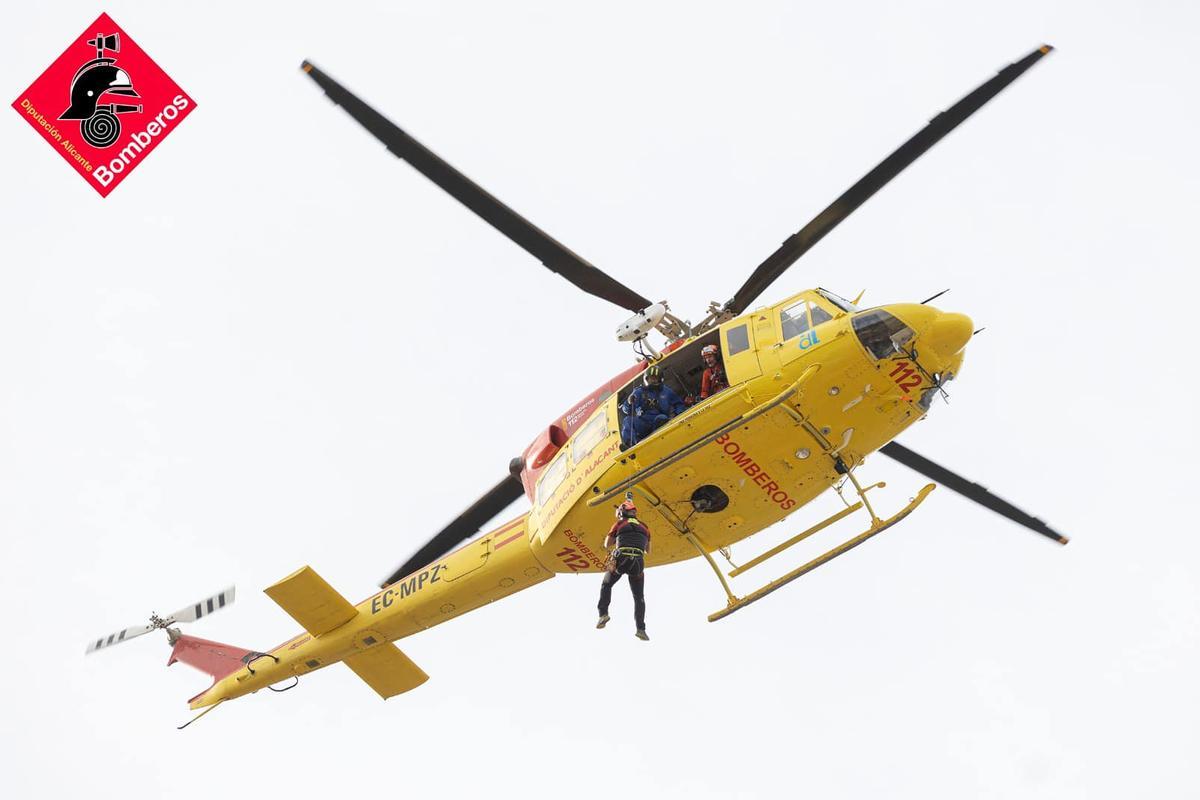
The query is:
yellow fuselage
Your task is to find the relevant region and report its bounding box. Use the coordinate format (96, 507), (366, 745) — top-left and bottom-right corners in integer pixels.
(194, 292), (971, 708)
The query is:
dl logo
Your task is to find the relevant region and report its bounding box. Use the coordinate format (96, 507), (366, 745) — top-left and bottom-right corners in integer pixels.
(11, 13), (195, 197)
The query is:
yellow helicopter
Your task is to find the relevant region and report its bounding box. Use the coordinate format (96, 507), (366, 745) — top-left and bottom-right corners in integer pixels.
(86, 44), (1066, 726)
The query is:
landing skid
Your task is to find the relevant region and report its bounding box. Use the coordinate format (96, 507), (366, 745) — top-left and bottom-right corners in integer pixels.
(703, 483), (934, 621)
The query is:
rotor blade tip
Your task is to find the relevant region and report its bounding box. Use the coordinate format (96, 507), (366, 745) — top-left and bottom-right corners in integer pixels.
(1039, 44), (1054, 54)
(300, 60), (313, 73)
(1057, 534), (1070, 545)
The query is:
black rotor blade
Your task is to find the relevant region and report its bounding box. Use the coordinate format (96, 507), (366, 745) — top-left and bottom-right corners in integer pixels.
(725, 45), (1053, 316)
(301, 61), (654, 313)
(880, 441), (1068, 545)
(381, 474), (526, 588)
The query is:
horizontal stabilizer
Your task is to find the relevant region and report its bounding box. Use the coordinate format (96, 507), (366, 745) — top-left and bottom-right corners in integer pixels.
(264, 566), (358, 637)
(344, 643), (429, 699)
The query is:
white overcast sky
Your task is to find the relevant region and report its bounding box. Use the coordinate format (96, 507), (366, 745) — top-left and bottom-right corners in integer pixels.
(3, 2), (1198, 798)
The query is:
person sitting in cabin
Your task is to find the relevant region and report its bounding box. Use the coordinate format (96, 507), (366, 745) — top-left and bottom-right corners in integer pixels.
(596, 498), (651, 640)
(620, 364), (685, 447)
(699, 343), (728, 400)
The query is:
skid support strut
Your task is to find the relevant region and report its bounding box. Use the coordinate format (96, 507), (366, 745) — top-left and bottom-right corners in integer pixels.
(682, 532), (738, 607)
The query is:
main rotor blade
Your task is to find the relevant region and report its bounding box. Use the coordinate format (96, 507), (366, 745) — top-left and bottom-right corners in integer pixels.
(725, 45), (1053, 316)
(381, 474), (526, 588)
(880, 441), (1068, 544)
(301, 61), (654, 313)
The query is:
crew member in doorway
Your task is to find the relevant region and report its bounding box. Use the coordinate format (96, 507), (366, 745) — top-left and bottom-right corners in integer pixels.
(620, 364), (685, 447)
(596, 498), (650, 640)
(699, 344), (728, 400)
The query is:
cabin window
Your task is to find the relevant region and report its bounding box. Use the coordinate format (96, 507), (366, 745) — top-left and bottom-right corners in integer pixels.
(572, 411), (608, 465)
(852, 310), (915, 359)
(781, 301), (833, 341)
(726, 324), (750, 355)
(536, 452), (569, 507)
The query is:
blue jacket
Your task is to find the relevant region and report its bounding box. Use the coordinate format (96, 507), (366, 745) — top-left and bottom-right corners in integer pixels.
(622, 384), (685, 420)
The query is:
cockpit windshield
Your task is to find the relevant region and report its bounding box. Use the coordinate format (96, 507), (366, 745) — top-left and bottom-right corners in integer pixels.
(817, 288), (859, 313)
(852, 310), (915, 360)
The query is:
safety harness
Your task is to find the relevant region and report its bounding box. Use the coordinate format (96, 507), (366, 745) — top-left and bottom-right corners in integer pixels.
(612, 517), (649, 559)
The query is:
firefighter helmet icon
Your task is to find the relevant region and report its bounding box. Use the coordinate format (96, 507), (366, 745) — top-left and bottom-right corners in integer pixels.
(58, 32), (142, 148)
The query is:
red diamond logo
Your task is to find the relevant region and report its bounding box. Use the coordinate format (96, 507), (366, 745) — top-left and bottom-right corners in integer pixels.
(11, 12), (196, 197)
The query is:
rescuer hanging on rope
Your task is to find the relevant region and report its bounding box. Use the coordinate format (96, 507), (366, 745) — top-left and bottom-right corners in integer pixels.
(596, 496), (651, 640)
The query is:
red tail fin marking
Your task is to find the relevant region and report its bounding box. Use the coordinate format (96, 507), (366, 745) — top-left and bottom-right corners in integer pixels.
(167, 634), (259, 702)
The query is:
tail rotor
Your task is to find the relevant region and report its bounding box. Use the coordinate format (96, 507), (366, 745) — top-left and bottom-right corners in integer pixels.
(84, 586), (236, 655)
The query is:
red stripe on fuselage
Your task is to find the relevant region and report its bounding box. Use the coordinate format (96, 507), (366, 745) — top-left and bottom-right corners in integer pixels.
(493, 529), (524, 550)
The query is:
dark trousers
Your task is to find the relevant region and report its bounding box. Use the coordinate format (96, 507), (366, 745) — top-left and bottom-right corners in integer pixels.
(621, 413), (668, 446)
(598, 553), (646, 630)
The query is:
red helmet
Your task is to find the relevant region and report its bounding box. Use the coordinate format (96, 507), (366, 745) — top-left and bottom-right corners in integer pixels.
(702, 344), (719, 362)
(616, 500), (638, 519)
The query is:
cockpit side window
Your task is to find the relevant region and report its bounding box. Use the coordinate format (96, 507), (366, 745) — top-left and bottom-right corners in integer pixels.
(571, 411), (608, 465)
(780, 300), (811, 341)
(852, 310), (915, 359)
(781, 301), (832, 341)
(535, 452), (569, 507)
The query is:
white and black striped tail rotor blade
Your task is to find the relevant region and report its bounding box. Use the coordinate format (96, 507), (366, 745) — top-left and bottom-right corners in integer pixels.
(169, 586), (236, 624)
(84, 622), (155, 655)
(85, 586), (237, 655)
